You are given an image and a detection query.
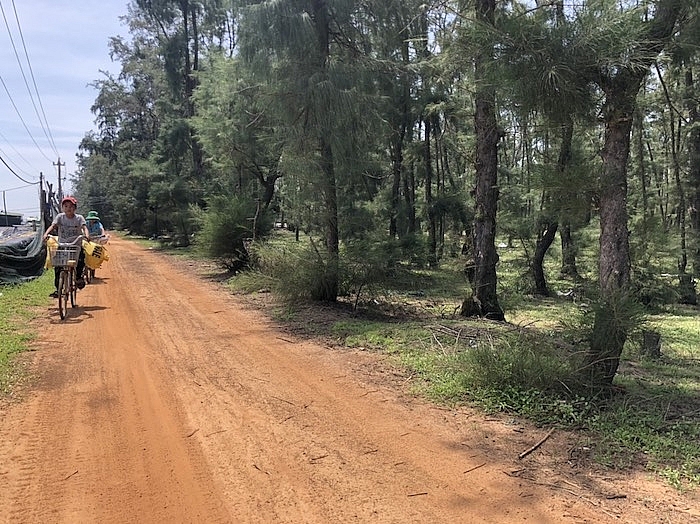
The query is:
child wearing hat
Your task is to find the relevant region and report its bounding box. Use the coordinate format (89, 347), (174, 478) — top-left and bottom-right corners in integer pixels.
(42, 196), (89, 296)
(86, 210), (105, 240)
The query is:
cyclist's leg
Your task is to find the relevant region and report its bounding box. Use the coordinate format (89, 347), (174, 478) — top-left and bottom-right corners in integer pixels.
(51, 267), (60, 297)
(76, 250), (86, 288)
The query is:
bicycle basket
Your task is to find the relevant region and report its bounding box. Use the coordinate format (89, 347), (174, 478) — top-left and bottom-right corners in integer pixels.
(50, 245), (80, 267)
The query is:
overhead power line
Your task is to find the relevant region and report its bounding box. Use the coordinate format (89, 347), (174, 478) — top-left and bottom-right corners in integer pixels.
(0, 128), (38, 173)
(0, 0), (58, 158)
(0, 152), (39, 185)
(0, 74), (53, 163)
(7, 0), (58, 155)
(0, 182), (35, 192)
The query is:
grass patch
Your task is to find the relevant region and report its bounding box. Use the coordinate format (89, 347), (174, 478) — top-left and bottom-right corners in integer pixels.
(0, 272), (53, 394)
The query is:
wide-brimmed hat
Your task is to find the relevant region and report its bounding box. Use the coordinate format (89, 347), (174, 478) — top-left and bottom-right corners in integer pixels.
(86, 210), (100, 221)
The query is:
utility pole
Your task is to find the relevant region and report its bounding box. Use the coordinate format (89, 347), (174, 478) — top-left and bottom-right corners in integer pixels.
(54, 157), (65, 200)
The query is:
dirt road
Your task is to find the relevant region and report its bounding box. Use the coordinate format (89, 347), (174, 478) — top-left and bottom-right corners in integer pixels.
(1, 237), (696, 523)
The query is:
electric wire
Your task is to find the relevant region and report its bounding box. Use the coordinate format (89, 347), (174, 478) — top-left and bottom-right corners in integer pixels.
(0, 128), (38, 173)
(0, 74), (54, 163)
(0, 144), (35, 179)
(0, 0), (58, 158)
(0, 152), (38, 185)
(0, 182), (35, 192)
(8, 0), (58, 155)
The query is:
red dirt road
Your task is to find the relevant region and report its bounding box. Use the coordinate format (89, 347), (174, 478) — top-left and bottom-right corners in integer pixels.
(1, 237), (697, 523)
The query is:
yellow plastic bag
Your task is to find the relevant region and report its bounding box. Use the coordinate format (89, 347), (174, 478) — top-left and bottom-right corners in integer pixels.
(83, 240), (110, 270)
(45, 236), (58, 269)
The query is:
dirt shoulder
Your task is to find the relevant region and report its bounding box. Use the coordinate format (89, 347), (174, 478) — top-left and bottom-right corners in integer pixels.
(0, 236), (697, 523)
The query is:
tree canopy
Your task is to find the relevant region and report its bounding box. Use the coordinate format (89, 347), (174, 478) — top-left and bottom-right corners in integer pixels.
(74, 0), (700, 389)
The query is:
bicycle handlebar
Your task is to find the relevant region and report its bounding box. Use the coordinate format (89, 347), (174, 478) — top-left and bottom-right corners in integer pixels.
(57, 235), (86, 248)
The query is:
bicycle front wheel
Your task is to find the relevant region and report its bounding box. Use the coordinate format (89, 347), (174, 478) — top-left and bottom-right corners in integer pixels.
(70, 269), (77, 308)
(58, 271), (69, 319)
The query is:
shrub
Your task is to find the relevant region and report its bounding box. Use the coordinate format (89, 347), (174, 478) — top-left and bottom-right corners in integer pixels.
(247, 236), (329, 301)
(195, 196), (272, 272)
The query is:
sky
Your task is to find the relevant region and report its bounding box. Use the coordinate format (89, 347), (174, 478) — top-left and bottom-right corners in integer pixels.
(0, 0), (130, 219)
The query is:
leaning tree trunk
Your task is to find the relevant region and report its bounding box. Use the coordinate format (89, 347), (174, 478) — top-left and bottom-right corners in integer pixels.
(532, 220), (558, 296)
(532, 119), (573, 295)
(461, 0), (504, 321)
(586, 0), (685, 389)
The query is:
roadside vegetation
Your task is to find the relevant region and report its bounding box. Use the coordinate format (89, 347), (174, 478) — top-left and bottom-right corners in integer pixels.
(218, 228), (699, 491)
(0, 273), (52, 395)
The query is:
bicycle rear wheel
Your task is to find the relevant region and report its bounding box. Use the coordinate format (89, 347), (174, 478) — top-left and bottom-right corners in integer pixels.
(58, 271), (69, 319)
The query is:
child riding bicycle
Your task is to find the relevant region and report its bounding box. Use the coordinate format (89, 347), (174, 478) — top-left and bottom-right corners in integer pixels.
(85, 210), (110, 245)
(42, 195), (90, 297)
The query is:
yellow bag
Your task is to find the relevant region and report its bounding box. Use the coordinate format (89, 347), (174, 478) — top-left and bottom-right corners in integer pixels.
(83, 240), (110, 270)
(45, 236), (58, 269)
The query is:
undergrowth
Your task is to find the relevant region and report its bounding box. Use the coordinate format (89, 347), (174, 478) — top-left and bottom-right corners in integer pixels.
(225, 230), (700, 490)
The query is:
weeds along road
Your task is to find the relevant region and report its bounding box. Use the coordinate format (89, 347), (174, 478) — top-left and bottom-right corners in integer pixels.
(0, 236), (651, 523)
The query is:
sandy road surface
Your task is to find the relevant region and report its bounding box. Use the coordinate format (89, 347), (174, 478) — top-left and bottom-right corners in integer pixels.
(1, 237), (697, 523)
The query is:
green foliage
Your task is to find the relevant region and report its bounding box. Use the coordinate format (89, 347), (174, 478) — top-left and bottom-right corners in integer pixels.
(396, 233), (430, 269)
(587, 383), (700, 490)
(340, 237), (395, 306)
(194, 195), (272, 272)
(0, 273), (53, 394)
(322, 305), (700, 488)
(631, 266), (680, 308)
(454, 334), (578, 394)
(243, 232), (335, 302)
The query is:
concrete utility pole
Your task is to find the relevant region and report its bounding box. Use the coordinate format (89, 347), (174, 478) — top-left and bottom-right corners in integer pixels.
(54, 157), (65, 200)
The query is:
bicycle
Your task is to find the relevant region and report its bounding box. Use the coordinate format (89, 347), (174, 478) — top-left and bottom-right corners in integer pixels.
(49, 236), (84, 320)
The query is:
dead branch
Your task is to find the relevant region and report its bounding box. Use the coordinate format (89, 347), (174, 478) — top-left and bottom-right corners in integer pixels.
(464, 462), (486, 474)
(518, 428), (555, 459)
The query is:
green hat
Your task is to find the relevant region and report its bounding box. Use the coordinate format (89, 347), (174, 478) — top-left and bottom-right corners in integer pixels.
(86, 210), (100, 221)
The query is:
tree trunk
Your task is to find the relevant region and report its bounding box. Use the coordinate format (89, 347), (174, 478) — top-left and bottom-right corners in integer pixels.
(560, 223), (580, 279)
(312, 0), (338, 302)
(404, 164), (417, 234)
(425, 118), (438, 268)
(389, 36), (411, 239)
(586, 0), (684, 389)
(641, 330), (662, 359)
(634, 107), (650, 250)
(461, 0), (504, 321)
(532, 221), (558, 296)
(587, 83), (636, 387)
(319, 138), (339, 301)
(182, 0), (205, 181)
(686, 67), (700, 280)
(533, 118), (573, 295)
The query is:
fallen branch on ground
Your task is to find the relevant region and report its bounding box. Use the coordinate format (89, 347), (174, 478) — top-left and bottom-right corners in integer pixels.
(518, 428), (555, 459)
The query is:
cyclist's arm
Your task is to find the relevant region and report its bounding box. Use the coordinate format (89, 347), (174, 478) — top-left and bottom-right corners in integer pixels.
(42, 223), (56, 242)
